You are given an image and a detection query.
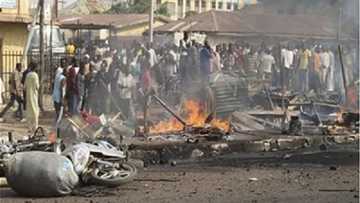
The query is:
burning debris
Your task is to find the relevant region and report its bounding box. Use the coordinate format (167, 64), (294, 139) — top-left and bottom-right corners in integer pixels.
(149, 99), (230, 134)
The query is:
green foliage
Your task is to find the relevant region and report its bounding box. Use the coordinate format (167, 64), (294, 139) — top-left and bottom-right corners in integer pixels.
(185, 11), (197, 17)
(155, 3), (170, 16)
(106, 0), (169, 16)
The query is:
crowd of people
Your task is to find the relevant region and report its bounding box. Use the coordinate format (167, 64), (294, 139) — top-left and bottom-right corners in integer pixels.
(0, 62), (39, 132)
(0, 37), (358, 132)
(55, 38), (360, 119)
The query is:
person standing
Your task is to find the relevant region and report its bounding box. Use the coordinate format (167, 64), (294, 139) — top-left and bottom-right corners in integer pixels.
(179, 40), (188, 83)
(76, 63), (86, 113)
(117, 65), (135, 120)
(56, 58), (66, 77)
(259, 49), (275, 82)
(320, 47), (330, 90)
(0, 63), (24, 121)
(24, 62), (40, 133)
(211, 45), (222, 73)
(84, 65), (97, 114)
(140, 51), (152, 93)
(163, 47), (177, 95)
(66, 40), (76, 56)
(147, 42), (158, 69)
(281, 46), (294, 90)
(94, 60), (110, 115)
(188, 41), (199, 81)
(21, 64), (31, 111)
(225, 44), (237, 71)
(246, 48), (259, 74)
(108, 57), (122, 112)
(199, 41), (212, 83)
(309, 47), (322, 94)
(298, 47), (312, 92)
(52, 66), (67, 121)
(66, 58), (79, 115)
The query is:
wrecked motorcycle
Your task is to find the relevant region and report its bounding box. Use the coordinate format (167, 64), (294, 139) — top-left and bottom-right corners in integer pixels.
(0, 127), (60, 176)
(56, 112), (137, 186)
(61, 139), (137, 187)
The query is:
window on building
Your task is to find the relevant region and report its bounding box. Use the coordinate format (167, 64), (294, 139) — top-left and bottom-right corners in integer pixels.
(178, 0), (183, 5)
(195, 0), (199, 7)
(201, 1), (206, 8)
(186, 0), (190, 7)
(227, 2), (232, 10)
(218, 2), (223, 9)
(211, 1), (216, 9)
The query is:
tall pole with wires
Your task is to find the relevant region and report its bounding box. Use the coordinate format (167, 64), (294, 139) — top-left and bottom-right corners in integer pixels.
(149, 0), (154, 43)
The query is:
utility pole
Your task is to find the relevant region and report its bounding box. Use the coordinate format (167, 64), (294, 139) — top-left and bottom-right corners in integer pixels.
(149, 0), (154, 43)
(39, 0), (45, 110)
(337, 8), (342, 41)
(55, 0), (58, 19)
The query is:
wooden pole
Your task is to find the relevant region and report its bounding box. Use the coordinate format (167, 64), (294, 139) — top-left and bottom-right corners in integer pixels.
(39, 0), (45, 111)
(338, 44), (348, 104)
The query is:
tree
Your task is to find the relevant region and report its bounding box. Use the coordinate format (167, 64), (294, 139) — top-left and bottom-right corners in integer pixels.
(106, 1), (149, 14)
(155, 3), (169, 16)
(106, 0), (168, 16)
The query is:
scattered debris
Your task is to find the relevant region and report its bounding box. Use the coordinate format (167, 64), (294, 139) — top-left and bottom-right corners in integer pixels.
(191, 149), (204, 159)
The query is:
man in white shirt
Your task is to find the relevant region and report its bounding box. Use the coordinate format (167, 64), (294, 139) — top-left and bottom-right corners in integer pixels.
(259, 49), (275, 82)
(320, 48), (331, 89)
(117, 65), (135, 119)
(281, 46), (294, 89)
(146, 43), (158, 68)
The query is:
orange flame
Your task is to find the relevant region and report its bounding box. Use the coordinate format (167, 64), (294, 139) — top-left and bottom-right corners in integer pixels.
(149, 100), (230, 134)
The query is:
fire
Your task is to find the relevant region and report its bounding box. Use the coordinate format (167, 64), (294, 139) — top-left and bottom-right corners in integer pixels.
(149, 100), (230, 134)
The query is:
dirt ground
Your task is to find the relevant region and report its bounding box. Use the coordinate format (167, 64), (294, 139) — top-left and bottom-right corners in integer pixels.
(0, 151), (359, 203)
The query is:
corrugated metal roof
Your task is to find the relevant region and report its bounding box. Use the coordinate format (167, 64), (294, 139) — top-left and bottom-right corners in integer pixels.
(58, 14), (149, 29)
(58, 14), (171, 30)
(154, 10), (353, 39)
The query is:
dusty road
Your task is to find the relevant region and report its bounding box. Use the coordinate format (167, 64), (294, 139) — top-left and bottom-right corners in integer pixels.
(0, 151), (358, 203)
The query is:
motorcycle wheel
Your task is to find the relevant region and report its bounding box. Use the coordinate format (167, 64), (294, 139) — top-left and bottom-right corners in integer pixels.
(90, 162), (137, 187)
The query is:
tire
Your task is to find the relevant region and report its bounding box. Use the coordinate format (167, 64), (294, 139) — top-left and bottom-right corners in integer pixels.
(89, 162), (137, 187)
